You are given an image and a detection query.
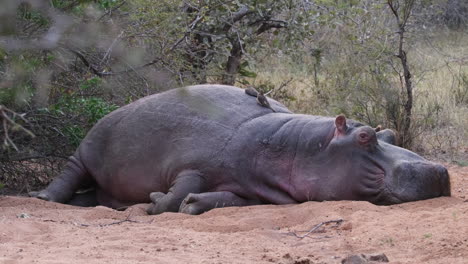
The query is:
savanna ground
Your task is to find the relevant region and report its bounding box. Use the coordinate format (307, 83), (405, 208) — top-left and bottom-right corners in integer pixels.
(0, 163), (466, 264)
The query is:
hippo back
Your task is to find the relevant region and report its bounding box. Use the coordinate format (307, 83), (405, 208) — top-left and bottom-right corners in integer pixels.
(76, 85), (291, 198)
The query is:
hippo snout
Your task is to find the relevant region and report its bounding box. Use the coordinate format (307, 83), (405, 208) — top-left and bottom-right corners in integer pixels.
(435, 164), (451, 196)
(388, 162), (451, 202)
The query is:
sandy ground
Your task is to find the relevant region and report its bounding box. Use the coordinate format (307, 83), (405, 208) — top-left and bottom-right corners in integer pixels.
(1, 164), (467, 264)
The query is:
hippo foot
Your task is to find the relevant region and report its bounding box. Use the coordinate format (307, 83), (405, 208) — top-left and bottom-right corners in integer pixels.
(149, 192), (165, 202)
(28, 190), (52, 201)
(178, 192), (251, 215)
(146, 192), (169, 215)
(179, 193), (206, 215)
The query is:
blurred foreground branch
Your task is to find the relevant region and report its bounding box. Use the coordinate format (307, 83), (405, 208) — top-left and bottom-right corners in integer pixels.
(0, 105), (35, 151)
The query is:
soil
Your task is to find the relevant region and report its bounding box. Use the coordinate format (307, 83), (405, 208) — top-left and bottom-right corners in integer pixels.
(0, 163), (467, 264)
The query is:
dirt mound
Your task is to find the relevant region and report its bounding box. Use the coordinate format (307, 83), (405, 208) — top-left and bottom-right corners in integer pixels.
(1, 164), (466, 264)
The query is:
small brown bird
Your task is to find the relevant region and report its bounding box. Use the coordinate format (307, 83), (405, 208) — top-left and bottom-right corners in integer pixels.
(244, 86), (276, 112)
(256, 92), (276, 112)
(245, 86), (259, 97)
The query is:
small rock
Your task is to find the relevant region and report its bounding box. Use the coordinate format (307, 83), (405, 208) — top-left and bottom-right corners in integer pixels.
(342, 254), (368, 264)
(294, 259), (311, 264)
(342, 253), (389, 264)
(17, 213), (30, 219)
(368, 253), (389, 262)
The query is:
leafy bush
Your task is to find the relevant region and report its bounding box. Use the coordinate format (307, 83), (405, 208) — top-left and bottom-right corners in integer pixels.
(48, 77), (118, 147)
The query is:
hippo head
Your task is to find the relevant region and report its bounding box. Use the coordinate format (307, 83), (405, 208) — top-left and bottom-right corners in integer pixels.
(292, 115), (451, 205)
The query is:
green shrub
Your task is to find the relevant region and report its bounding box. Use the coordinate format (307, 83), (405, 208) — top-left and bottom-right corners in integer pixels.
(48, 77), (118, 147)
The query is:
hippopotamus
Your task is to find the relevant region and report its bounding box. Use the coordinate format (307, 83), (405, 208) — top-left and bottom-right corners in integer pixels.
(30, 85), (451, 215)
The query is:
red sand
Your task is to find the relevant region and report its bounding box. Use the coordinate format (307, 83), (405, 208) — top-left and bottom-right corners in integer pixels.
(1, 164), (466, 264)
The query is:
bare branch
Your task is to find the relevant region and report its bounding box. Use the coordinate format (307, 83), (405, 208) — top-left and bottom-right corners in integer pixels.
(0, 106), (36, 151)
(170, 14), (205, 52)
(68, 49), (110, 77)
(67, 47), (165, 77)
(223, 5), (255, 32)
(387, 0), (400, 22)
(100, 31), (125, 66)
(97, 0), (127, 21)
(387, 0), (415, 147)
(256, 20), (288, 35)
(3, 118), (18, 151)
(265, 77), (294, 96)
(287, 219), (343, 239)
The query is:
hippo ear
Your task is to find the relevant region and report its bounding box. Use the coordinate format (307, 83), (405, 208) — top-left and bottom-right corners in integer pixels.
(335, 115), (347, 135)
(374, 125), (382, 132)
(377, 129), (397, 145)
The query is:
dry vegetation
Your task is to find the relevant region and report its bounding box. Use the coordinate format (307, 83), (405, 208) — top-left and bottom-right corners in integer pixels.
(250, 31), (468, 164)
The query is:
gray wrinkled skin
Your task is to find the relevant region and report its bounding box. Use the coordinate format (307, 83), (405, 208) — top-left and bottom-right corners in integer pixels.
(30, 85), (451, 215)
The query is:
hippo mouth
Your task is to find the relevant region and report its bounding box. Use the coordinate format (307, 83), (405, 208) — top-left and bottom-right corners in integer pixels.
(356, 159), (389, 202)
(372, 188), (404, 205)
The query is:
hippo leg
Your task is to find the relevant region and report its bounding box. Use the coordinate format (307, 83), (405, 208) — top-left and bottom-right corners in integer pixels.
(146, 170), (205, 215)
(29, 154), (91, 203)
(179, 191), (258, 215)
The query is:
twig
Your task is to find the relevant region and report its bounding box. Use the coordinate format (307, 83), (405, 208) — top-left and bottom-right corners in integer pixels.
(3, 118), (18, 151)
(1, 109), (35, 138)
(96, 213), (139, 227)
(100, 30), (125, 65)
(67, 48), (164, 77)
(41, 210), (153, 227)
(68, 49), (109, 77)
(97, 0), (127, 21)
(59, 0), (81, 12)
(169, 14), (204, 52)
(1, 106), (29, 123)
(256, 20), (288, 35)
(287, 219), (343, 239)
(265, 77), (293, 96)
(0, 105), (36, 151)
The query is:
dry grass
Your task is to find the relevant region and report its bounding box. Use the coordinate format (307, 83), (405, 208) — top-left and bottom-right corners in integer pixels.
(248, 31), (468, 164)
(411, 31), (468, 162)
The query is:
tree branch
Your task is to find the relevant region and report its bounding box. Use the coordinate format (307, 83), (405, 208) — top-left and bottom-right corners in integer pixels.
(287, 219), (343, 239)
(97, 0), (127, 21)
(387, 0), (415, 147)
(256, 20), (288, 35)
(170, 14), (204, 51)
(0, 105), (36, 151)
(68, 49), (110, 77)
(67, 48), (164, 77)
(222, 5), (255, 32)
(387, 0), (400, 22)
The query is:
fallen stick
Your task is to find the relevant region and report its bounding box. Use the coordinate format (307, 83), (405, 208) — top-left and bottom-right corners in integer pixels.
(39, 209), (154, 227)
(288, 219), (343, 239)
